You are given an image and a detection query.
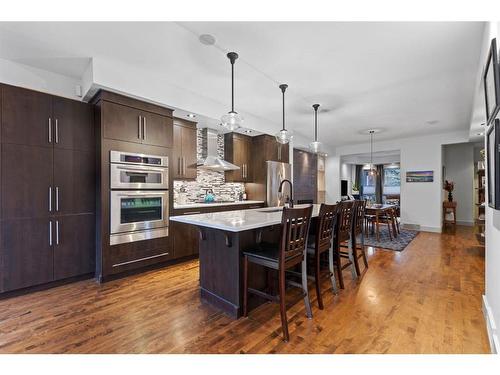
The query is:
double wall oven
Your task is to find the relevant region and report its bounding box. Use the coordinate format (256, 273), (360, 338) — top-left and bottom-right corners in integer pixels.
(110, 151), (169, 245)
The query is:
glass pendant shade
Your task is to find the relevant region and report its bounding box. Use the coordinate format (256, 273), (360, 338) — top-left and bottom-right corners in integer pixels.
(275, 129), (293, 144)
(309, 141), (321, 153)
(221, 111), (243, 131)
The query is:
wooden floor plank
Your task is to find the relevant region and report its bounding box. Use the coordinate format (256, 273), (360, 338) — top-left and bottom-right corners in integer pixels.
(0, 226), (489, 353)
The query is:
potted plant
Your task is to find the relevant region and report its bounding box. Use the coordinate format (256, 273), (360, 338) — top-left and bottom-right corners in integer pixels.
(444, 180), (455, 202)
(352, 182), (360, 195)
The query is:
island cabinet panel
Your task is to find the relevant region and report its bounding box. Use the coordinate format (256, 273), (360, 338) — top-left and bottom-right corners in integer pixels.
(172, 118), (197, 180)
(293, 148), (318, 204)
(0, 84), (96, 295)
(224, 133), (252, 182)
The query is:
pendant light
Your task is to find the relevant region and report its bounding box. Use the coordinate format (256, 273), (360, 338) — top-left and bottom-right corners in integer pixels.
(368, 130), (377, 177)
(275, 84), (293, 144)
(309, 104), (321, 153)
(221, 52), (243, 131)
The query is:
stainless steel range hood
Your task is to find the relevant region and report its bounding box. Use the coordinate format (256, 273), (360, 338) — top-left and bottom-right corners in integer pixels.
(197, 128), (240, 171)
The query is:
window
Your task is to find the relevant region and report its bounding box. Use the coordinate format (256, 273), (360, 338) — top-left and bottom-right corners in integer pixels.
(383, 166), (400, 202)
(384, 168), (400, 187)
(361, 169), (375, 200)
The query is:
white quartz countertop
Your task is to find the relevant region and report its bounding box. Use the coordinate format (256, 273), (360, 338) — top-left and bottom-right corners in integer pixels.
(170, 204), (321, 232)
(173, 200), (264, 210)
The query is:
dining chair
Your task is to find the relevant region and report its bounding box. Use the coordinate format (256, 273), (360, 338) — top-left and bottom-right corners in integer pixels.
(335, 200), (357, 287)
(242, 205), (313, 342)
(306, 203), (339, 309)
(351, 200), (369, 276)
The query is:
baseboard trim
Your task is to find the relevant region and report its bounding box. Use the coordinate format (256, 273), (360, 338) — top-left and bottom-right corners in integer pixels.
(456, 220), (474, 226)
(401, 223), (442, 233)
(482, 295), (498, 354)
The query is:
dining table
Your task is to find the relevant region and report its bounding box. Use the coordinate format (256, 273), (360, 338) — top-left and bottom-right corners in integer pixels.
(365, 204), (398, 241)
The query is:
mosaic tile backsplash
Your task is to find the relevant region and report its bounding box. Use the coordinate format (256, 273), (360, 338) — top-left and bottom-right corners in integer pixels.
(173, 129), (245, 203)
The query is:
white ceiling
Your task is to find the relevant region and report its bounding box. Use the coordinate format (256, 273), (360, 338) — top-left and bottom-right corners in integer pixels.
(0, 22), (485, 148)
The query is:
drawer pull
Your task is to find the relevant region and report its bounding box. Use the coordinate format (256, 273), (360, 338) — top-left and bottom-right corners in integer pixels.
(112, 252), (170, 268)
(183, 211), (201, 215)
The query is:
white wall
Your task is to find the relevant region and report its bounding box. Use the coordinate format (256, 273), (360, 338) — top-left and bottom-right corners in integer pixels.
(472, 22), (500, 353)
(443, 143), (475, 225)
(330, 130), (469, 232)
(0, 57), (83, 100)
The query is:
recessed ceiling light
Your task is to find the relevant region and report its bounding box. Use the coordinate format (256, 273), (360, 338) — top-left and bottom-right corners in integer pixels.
(477, 132), (484, 136)
(199, 34), (216, 45)
(243, 129), (252, 134)
(426, 120), (439, 125)
(481, 122), (486, 126)
(187, 113), (196, 118)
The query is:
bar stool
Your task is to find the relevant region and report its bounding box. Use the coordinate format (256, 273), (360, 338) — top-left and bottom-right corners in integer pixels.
(306, 203), (339, 309)
(351, 200), (369, 277)
(242, 205), (313, 342)
(335, 200), (357, 287)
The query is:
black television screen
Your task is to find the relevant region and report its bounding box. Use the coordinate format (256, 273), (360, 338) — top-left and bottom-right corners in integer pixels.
(341, 180), (348, 196)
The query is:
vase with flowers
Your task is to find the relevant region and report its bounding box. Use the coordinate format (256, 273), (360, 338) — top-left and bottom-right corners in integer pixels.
(444, 180), (455, 202)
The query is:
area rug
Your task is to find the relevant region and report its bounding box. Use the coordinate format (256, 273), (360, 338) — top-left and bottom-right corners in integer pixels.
(359, 228), (419, 252)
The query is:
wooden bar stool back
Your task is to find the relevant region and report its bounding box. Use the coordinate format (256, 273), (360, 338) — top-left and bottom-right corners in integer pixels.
(243, 205), (314, 342)
(308, 203), (339, 309)
(335, 200), (357, 288)
(351, 200), (369, 276)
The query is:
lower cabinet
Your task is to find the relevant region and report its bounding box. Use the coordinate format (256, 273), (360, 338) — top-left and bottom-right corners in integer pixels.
(53, 214), (95, 280)
(104, 236), (172, 277)
(171, 221), (199, 258)
(1, 218), (54, 292)
(0, 214), (95, 293)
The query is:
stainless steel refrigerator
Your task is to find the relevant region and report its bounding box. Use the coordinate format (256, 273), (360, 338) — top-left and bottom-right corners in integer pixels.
(266, 161), (291, 207)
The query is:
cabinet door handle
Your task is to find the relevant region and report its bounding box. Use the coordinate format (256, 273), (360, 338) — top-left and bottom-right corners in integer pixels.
(55, 118), (59, 144)
(138, 116), (142, 139)
(182, 157), (186, 176)
(56, 220), (60, 245)
(55, 186), (59, 212)
(48, 117), (52, 143)
(143, 116), (147, 140)
(243, 164), (246, 178)
(48, 186), (52, 212)
(49, 221), (53, 246)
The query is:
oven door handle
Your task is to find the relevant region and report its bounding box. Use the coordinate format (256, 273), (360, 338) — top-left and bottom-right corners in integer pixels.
(114, 165), (167, 173)
(115, 192), (167, 197)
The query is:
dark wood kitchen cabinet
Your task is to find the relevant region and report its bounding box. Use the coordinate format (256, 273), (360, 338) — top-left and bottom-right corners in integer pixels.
(1, 218), (54, 292)
(251, 134), (289, 164)
(0, 83), (96, 294)
(172, 118), (197, 180)
(293, 148), (318, 204)
(1, 85), (53, 147)
(224, 133), (252, 182)
(101, 100), (173, 148)
(53, 214), (96, 280)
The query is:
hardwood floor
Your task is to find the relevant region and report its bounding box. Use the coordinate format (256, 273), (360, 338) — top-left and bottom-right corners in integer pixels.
(0, 226), (489, 353)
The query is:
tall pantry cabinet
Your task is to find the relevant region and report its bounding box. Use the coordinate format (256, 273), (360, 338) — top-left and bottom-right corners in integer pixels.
(0, 84), (96, 293)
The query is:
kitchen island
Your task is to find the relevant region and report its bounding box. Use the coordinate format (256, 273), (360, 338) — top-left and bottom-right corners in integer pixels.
(170, 204), (320, 318)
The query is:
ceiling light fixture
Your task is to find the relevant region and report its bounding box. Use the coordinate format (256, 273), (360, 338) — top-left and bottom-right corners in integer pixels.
(309, 104), (321, 153)
(199, 34), (216, 45)
(187, 113), (196, 118)
(221, 52), (243, 131)
(275, 84), (292, 144)
(368, 130), (377, 178)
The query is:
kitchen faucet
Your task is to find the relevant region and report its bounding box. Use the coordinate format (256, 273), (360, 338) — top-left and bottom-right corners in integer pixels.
(278, 179), (294, 208)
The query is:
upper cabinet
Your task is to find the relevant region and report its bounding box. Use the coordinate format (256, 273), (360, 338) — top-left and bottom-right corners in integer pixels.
(172, 118), (197, 180)
(94, 90), (173, 148)
(252, 134), (289, 164)
(101, 101), (173, 148)
(1, 85), (94, 151)
(224, 133), (252, 182)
